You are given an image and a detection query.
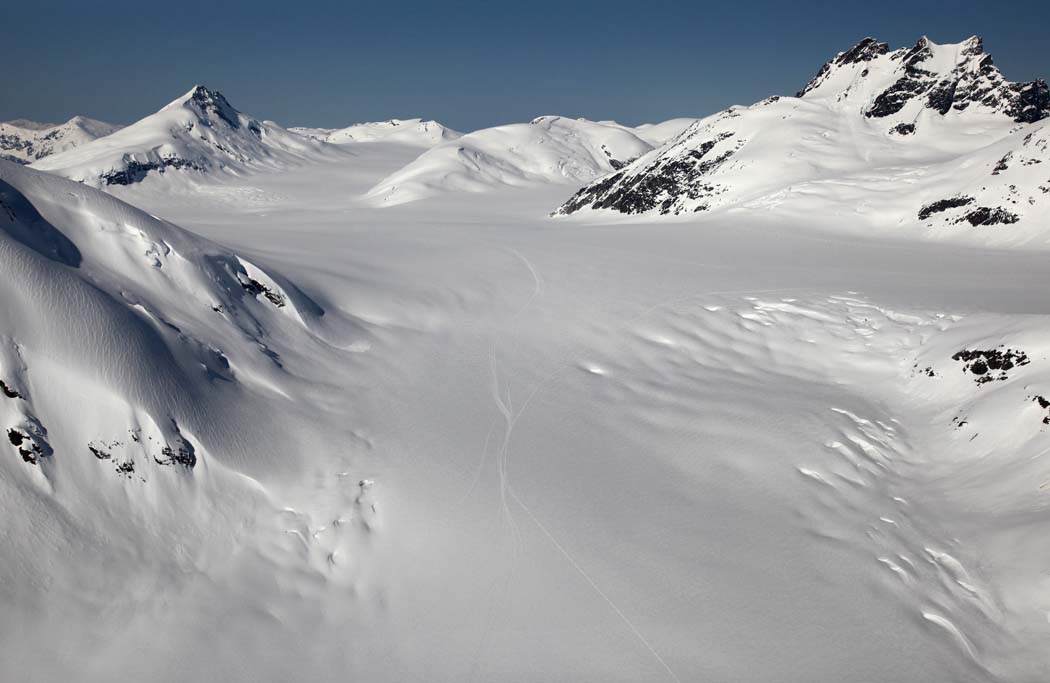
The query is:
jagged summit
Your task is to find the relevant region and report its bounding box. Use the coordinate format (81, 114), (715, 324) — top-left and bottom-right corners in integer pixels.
(172, 85), (243, 129)
(33, 84), (333, 187)
(798, 35), (1049, 123)
(555, 35), (1050, 229)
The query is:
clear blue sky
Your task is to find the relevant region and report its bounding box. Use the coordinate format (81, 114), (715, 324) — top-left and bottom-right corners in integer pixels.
(2, 0), (1048, 131)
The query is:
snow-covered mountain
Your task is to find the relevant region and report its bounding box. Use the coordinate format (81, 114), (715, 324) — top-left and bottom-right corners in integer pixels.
(364, 115), (654, 205)
(32, 86), (335, 187)
(555, 36), (1050, 233)
(291, 118), (461, 147)
(0, 116), (122, 165)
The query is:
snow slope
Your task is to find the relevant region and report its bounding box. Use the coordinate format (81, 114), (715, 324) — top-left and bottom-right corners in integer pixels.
(556, 36), (1050, 241)
(364, 116), (654, 205)
(630, 117), (699, 146)
(0, 116), (122, 164)
(291, 118), (462, 147)
(9, 127), (1050, 681)
(32, 86), (337, 187)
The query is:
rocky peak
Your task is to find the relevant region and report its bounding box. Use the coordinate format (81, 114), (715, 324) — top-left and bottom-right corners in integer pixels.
(960, 35), (984, 57)
(835, 37), (890, 66)
(797, 37), (889, 97)
(799, 35), (1049, 124)
(184, 85), (242, 129)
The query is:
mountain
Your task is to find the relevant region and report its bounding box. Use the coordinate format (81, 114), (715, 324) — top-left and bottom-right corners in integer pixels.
(32, 86), (335, 187)
(291, 118), (462, 147)
(555, 36), (1050, 234)
(0, 116), (122, 165)
(363, 115), (654, 206)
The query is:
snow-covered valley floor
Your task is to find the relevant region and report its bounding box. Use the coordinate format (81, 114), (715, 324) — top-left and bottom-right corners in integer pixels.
(6, 142), (1050, 681)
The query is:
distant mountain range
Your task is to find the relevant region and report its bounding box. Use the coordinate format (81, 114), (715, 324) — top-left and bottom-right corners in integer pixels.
(32, 86), (338, 187)
(290, 119), (462, 147)
(1, 117), (123, 165)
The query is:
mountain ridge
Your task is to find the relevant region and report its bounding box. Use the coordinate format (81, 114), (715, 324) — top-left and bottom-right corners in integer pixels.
(32, 85), (336, 187)
(554, 35), (1050, 238)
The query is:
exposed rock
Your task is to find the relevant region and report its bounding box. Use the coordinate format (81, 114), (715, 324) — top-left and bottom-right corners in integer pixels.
(557, 132), (737, 216)
(100, 156), (206, 186)
(238, 275), (286, 307)
(918, 196), (974, 220)
(0, 379), (22, 399)
(8, 427), (43, 464)
(952, 347), (1029, 384)
(958, 207), (1019, 226)
(797, 37), (889, 97)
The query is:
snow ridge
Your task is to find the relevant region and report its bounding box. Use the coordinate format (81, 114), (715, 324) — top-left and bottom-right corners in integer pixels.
(291, 118), (462, 147)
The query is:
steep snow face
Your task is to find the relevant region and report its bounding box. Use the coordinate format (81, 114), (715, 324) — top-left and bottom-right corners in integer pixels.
(0, 116), (122, 164)
(364, 116), (653, 205)
(292, 118), (462, 147)
(555, 36), (1050, 237)
(0, 156), (337, 478)
(32, 86), (336, 187)
(0, 158), (359, 656)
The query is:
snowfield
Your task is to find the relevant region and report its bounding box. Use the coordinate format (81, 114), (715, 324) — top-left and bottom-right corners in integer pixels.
(5, 34), (1050, 683)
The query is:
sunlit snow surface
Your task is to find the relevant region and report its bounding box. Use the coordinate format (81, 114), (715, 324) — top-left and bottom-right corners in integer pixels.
(5, 135), (1050, 683)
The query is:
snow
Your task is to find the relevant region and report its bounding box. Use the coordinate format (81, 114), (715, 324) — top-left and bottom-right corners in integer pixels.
(555, 37), (1050, 245)
(291, 118), (462, 147)
(32, 86), (340, 188)
(5, 34), (1050, 683)
(363, 116), (655, 205)
(0, 116), (122, 164)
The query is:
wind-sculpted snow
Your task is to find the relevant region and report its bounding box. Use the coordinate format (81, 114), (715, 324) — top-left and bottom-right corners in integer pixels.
(556, 36), (1050, 239)
(32, 86), (338, 187)
(364, 116), (654, 205)
(0, 116), (122, 165)
(291, 118), (462, 147)
(0, 157), (341, 511)
(8, 131), (1050, 680)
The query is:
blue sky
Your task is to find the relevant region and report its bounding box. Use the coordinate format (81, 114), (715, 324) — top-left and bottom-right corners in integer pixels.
(2, 0), (1048, 131)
